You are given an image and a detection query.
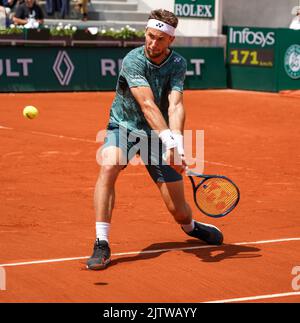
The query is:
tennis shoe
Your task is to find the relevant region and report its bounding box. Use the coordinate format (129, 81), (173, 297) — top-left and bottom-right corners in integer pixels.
(184, 221), (223, 245)
(87, 239), (111, 270)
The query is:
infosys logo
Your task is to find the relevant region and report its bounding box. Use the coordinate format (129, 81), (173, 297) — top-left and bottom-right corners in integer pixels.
(229, 28), (275, 48)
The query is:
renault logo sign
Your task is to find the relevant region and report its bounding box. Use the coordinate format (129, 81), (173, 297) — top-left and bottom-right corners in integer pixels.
(53, 51), (74, 86)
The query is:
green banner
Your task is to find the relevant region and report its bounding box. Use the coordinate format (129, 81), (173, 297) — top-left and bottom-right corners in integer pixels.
(0, 46), (226, 92)
(226, 26), (278, 92)
(227, 26), (276, 68)
(174, 0), (215, 19)
(226, 26), (300, 92)
(176, 47), (226, 89)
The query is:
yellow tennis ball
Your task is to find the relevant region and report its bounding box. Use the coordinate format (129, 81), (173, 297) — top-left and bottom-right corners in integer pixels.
(23, 106), (39, 119)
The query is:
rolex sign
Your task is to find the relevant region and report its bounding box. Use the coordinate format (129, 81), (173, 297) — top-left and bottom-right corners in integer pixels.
(174, 0), (215, 19)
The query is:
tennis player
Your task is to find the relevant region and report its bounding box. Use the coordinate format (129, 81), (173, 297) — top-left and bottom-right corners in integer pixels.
(87, 9), (223, 270)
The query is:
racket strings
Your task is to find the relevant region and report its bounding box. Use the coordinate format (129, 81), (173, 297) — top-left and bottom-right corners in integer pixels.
(196, 178), (239, 215)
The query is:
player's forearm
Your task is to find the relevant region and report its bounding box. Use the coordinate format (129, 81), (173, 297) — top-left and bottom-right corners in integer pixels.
(140, 98), (169, 133)
(168, 102), (185, 134)
(140, 98), (180, 152)
(168, 102), (186, 155)
(141, 98), (183, 155)
(130, 87), (169, 133)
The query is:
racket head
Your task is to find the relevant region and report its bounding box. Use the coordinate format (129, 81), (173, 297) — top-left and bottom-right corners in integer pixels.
(188, 174), (240, 218)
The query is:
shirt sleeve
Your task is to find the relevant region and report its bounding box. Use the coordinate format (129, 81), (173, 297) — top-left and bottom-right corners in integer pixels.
(121, 53), (150, 88)
(14, 5), (24, 19)
(170, 57), (187, 92)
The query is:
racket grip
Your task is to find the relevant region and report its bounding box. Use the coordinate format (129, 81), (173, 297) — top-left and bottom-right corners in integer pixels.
(186, 169), (200, 177)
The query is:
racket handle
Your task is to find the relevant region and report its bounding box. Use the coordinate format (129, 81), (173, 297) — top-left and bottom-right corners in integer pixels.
(185, 168), (201, 177)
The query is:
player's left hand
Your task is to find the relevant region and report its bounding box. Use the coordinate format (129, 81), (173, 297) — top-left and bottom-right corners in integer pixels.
(165, 147), (187, 174)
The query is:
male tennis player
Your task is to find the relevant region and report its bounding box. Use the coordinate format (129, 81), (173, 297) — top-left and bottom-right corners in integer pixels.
(87, 9), (223, 270)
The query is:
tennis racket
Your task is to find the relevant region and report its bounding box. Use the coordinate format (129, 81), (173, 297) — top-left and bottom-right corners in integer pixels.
(187, 170), (240, 218)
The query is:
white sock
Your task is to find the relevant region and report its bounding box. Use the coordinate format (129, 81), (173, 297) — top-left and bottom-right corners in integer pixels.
(181, 220), (195, 233)
(96, 222), (110, 243)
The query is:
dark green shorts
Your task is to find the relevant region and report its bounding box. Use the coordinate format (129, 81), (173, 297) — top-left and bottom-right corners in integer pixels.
(102, 124), (183, 183)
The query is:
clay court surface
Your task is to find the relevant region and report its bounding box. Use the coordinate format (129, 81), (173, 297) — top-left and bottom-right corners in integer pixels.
(0, 90), (299, 303)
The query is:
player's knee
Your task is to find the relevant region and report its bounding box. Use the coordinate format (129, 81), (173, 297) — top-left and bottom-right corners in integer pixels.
(99, 146), (126, 166)
(99, 165), (122, 182)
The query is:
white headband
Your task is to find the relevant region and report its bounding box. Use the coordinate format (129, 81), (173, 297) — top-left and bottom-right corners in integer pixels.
(146, 19), (176, 36)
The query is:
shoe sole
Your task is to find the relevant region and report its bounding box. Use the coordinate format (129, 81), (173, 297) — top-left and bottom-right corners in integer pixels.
(87, 259), (111, 271)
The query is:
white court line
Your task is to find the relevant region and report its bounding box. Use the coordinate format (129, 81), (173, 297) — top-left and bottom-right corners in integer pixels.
(204, 160), (255, 172)
(0, 125), (96, 144)
(214, 89), (279, 97)
(203, 291), (300, 303)
(30, 131), (95, 144)
(1, 237), (300, 268)
(0, 125), (13, 130)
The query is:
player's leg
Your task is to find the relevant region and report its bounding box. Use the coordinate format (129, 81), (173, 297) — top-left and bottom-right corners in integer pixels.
(148, 166), (223, 245)
(87, 127), (128, 270)
(94, 146), (125, 224)
(144, 135), (223, 244)
(156, 179), (192, 225)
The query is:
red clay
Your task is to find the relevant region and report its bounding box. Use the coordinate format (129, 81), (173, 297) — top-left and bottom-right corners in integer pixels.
(0, 90), (299, 303)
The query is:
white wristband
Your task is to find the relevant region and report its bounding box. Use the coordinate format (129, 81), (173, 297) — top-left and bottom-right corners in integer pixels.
(173, 133), (184, 156)
(159, 129), (177, 150)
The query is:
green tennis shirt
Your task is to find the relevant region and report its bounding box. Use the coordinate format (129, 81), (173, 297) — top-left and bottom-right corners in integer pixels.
(108, 46), (187, 134)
